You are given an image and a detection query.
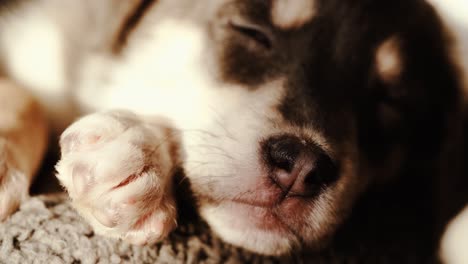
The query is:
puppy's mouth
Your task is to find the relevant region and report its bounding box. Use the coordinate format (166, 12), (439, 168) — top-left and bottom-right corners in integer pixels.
(196, 192), (318, 255)
(192, 171), (346, 255)
(199, 192), (309, 236)
(225, 199), (294, 233)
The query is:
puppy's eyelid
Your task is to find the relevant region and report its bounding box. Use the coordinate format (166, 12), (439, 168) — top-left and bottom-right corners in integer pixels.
(227, 18), (274, 50)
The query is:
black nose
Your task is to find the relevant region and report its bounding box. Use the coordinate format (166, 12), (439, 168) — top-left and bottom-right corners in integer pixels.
(263, 134), (339, 197)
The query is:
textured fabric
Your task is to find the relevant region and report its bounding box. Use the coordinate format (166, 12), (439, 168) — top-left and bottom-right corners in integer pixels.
(0, 194), (434, 264)
(0, 154), (435, 263)
(0, 195), (269, 264)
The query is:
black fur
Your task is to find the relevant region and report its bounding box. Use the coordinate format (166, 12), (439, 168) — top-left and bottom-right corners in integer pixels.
(216, 0), (462, 178)
(212, 0), (465, 256)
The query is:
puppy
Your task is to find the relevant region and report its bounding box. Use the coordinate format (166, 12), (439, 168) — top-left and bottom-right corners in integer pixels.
(0, 0), (466, 260)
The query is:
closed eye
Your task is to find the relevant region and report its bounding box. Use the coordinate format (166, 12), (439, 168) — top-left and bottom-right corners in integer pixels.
(228, 21), (273, 50)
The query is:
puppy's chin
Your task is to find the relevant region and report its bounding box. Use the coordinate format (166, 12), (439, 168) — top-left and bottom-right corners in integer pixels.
(199, 202), (300, 256)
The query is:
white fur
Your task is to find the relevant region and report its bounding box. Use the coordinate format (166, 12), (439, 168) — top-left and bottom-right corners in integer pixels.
(0, 0), (137, 129)
(0, 10), (66, 97)
(427, 0), (468, 96)
(0, 4), (70, 129)
(271, 0), (316, 30)
(203, 203), (295, 255)
(440, 205), (468, 264)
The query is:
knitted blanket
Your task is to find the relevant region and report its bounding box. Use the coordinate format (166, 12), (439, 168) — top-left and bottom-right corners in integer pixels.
(0, 156), (436, 263)
(0, 194), (434, 264)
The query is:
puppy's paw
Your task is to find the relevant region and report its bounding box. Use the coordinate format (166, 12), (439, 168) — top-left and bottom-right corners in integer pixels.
(0, 139), (29, 221)
(56, 110), (178, 245)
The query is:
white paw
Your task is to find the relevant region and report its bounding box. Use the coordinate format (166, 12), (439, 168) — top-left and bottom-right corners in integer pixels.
(56, 110), (178, 245)
(0, 139), (29, 221)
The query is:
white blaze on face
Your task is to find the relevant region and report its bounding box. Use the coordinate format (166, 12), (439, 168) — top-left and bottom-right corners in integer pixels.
(271, 0), (316, 30)
(375, 36), (403, 83)
(80, 17), (288, 177)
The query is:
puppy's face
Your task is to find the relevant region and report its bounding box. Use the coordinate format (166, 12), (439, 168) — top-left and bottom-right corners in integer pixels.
(119, 0), (458, 256)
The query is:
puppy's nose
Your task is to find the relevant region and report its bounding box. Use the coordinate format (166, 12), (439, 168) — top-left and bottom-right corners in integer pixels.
(263, 135), (339, 197)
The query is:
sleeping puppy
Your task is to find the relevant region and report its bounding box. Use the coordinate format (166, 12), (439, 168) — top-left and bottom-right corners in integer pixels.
(0, 0), (466, 260)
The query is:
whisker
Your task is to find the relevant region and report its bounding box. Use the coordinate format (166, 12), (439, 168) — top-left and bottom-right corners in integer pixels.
(173, 129), (221, 139)
(206, 106), (238, 142)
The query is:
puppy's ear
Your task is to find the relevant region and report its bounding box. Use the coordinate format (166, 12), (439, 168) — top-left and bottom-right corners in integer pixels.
(370, 36), (406, 138)
(358, 35), (409, 162)
(360, 28), (461, 165)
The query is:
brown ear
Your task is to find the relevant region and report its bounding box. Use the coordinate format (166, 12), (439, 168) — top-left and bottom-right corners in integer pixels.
(366, 28), (461, 156)
(365, 35), (407, 141)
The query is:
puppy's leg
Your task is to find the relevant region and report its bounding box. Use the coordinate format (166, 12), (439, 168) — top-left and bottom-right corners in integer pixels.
(0, 79), (48, 220)
(56, 110), (179, 245)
